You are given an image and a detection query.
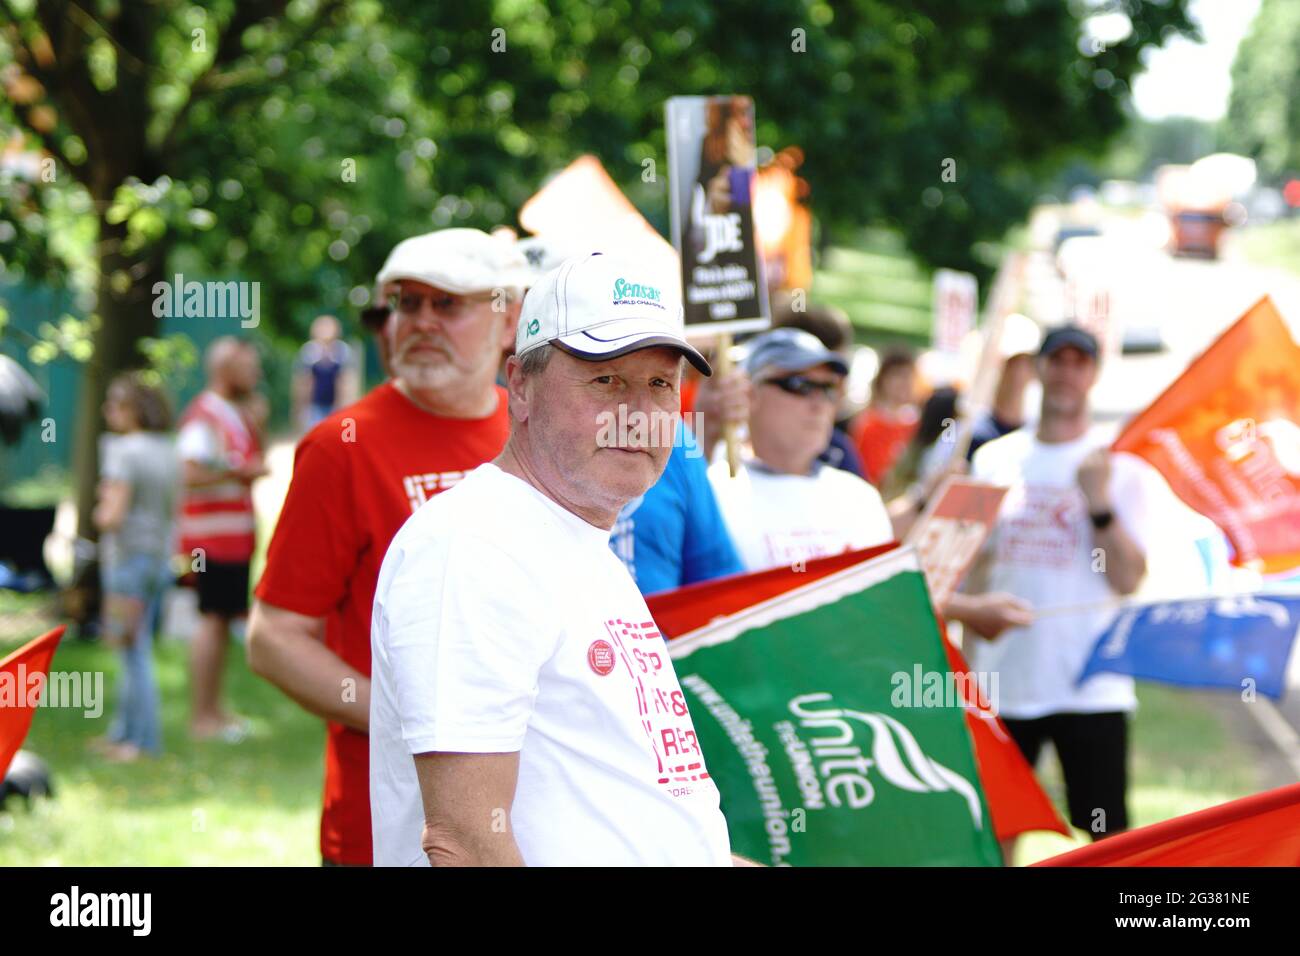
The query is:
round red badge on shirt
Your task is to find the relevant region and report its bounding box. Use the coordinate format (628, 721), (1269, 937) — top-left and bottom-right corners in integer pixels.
(587, 640), (615, 676)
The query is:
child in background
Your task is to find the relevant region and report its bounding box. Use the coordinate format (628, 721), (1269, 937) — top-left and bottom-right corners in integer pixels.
(92, 373), (178, 762)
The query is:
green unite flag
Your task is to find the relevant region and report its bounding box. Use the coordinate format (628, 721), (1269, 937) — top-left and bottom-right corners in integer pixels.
(665, 547), (1002, 866)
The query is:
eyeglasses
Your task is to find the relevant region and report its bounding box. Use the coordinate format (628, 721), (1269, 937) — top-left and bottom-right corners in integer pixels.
(762, 373), (843, 401)
(386, 289), (494, 318)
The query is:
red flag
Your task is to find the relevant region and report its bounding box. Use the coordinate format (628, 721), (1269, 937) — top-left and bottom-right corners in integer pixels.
(0, 625), (66, 780)
(647, 551), (1067, 841)
(1034, 782), (1300, 866)
(1113, 295), (1300, 575)
(938, 628), (1070, 841)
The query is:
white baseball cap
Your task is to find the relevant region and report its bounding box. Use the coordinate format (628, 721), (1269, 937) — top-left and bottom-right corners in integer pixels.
(516, 252), (712, 375)
(376, 228), (530, 298)
(515, 234), (585, 285)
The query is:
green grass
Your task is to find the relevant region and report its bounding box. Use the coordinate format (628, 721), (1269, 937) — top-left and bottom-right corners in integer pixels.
(1014, 683), (1266, 865)
(813, 228), (935, 349)
(1226, 218), (1300, 276)
(0, 630), (324, 866)
(2, 613), (1271, 865)
(0, 590), (50, 618)
(0, 466), (71, 509)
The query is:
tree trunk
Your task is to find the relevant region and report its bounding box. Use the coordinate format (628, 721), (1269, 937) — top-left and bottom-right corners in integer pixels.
(65, 211), (162, 624)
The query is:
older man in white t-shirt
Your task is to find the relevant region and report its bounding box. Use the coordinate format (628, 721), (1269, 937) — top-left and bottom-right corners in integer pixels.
(708, 328), (894, 572)
(369, 252), (742, 866)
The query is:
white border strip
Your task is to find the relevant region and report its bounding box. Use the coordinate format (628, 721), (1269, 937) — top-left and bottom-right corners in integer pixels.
(669, 546), (924, 660)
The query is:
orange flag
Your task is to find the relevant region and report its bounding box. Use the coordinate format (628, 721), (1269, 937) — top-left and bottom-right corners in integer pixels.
(1113, 295), (1300, 575)
(0, 625), (66, 780)
(1034, 782), (1300, 866)
(518, 154), (680, 277)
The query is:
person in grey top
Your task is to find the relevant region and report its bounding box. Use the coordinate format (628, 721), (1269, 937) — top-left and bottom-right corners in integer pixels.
(92, 372), (178, 762)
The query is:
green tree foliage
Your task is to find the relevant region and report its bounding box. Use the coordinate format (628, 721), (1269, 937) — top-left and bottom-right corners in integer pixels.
(0, 0), (1195, 539)
(1090, 115), (1220, 185)
(1224, 0), (1300, 183)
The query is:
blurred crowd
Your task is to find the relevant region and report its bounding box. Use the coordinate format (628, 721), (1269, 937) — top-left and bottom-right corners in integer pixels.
(90, 223), (1235, 864)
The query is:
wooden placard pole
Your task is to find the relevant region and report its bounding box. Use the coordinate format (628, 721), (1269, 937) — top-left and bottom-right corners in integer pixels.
(713, 332), (740, 477)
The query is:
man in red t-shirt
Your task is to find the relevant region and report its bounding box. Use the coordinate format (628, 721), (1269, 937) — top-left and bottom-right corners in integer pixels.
(248, 228), (530, 865)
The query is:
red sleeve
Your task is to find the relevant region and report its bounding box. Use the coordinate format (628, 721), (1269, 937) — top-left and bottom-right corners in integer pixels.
(254, 432), (361, 618)
(680, 378), (699, 416)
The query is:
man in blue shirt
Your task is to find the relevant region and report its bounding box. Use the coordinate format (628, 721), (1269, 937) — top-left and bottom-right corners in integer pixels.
(610, 421), (743, 595)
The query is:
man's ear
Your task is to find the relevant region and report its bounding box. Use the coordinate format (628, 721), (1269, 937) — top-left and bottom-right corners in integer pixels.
(504, 354), (529, 423)
(499, 298), (522, 352)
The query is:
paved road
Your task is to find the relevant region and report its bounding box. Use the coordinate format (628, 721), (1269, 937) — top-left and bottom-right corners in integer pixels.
(1093, 248), (1300, 423)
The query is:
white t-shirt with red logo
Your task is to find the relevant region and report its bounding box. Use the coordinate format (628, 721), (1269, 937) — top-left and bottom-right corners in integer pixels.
(966, 425), (1167, 719)
(707, 459), (895, 572)
(369, 462), (733, 866)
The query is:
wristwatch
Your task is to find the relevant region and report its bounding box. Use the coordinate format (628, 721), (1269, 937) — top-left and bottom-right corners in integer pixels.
(1089, 509), (1114, 531)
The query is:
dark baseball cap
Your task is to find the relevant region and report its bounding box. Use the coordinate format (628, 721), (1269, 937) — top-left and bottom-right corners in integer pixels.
(742, 327), (850, 379)
(1039, 325), (1099, 360)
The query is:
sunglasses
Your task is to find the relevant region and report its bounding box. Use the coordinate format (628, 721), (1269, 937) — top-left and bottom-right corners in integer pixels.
(360, 305), (390, 332)
(762, 373), (843, 400)
(386, 289), (494, 318)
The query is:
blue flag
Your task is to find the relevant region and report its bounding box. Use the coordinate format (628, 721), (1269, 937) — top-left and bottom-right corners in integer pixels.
(1079, 595), (1300, 700)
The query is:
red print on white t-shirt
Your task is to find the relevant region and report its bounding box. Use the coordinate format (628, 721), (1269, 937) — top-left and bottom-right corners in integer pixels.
(997, 483), (1084, 569)
(762, 529), (847, 568)
(603, 618), (710, 795)
(587, 640), (615, 676)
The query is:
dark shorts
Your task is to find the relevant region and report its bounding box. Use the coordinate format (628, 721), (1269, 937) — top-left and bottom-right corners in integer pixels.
(1002, 711), (1129, 836)
(195, 560), (250, 616)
